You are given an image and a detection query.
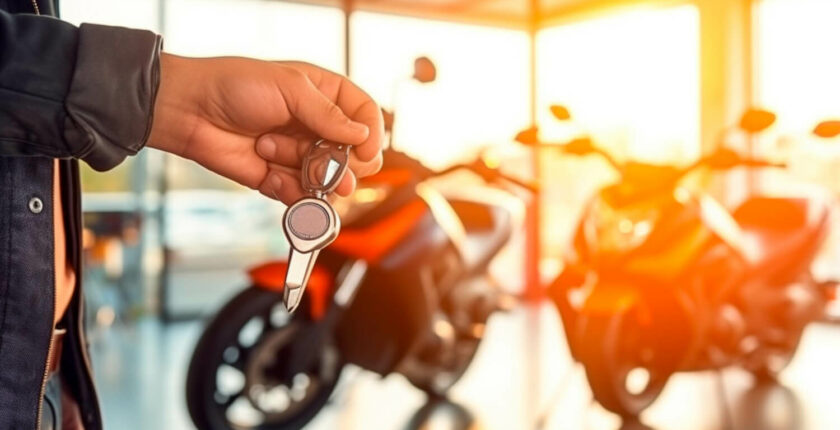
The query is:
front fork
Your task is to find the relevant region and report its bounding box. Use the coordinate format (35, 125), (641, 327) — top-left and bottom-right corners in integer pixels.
(547, 264), (588, 360)
(285, 260), (368, 376)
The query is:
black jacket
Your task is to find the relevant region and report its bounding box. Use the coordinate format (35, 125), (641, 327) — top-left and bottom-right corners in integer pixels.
(0, 0), (162, 428)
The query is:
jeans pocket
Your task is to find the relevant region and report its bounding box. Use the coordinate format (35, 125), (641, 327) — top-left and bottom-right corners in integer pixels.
(40, 395), (56, 430)
(40, 375), (62, 430)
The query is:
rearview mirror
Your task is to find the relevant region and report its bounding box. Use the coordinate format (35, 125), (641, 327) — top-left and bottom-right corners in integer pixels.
(381, 108), (394, 132)
(813, 120), (840, 138)
(563, 137), (595, 155)
(550, 105), (571, 121)
(707, 147), (741, 169)
(514, 127), (540, 145)
(738, 109), (776, 133)
(412, 56), (437, 84)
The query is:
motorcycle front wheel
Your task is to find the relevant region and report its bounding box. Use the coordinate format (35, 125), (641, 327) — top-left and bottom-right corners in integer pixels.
(579, 310), (673, 418)
(186, 287), (343, 430)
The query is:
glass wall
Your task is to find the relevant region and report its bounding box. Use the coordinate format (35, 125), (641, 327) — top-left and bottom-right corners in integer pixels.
(755, 0), (840, 187)
(350, 12), (531, 169)
(754, 0), (840, 288)
(535, 5), (701, 257)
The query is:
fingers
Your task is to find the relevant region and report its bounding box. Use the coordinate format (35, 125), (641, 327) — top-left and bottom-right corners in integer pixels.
(332, 78), (385, 163)
(257, 168), (308, 204)
(349, 148), (383, 179)
(255, 133), (383, 181)
(258, 164), (356, 204)
(283, 72), (371, 147)
(281, 63), (385, 164)
(255, 134), (308, 167)
(335, 169), (357, 197)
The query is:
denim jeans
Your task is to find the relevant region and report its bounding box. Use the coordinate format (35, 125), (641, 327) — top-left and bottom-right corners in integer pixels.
(40, 373), (63, 430)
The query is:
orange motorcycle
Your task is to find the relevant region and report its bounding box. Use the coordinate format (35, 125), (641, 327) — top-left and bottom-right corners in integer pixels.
(520, 109), (836, 418)
(185, 148), (530, 429)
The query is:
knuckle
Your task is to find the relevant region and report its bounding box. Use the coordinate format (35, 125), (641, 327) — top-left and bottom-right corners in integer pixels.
(282, 67), (307, 83)
(324, 103), (345, 121)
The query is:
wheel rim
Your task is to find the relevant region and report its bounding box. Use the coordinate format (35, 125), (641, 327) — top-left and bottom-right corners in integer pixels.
(205, 303), (341, 429)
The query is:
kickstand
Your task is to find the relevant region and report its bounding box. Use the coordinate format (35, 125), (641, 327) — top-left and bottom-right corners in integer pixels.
(714, 370), (734, 430)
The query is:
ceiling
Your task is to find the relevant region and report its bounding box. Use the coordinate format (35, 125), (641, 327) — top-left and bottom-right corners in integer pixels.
(284, 0), (595, 28)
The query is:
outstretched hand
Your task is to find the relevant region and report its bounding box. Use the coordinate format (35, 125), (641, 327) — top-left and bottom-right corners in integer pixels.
(148, 54), (385, 204)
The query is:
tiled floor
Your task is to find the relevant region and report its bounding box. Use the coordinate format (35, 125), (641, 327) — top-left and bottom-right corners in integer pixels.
(88, 301), (840, 430)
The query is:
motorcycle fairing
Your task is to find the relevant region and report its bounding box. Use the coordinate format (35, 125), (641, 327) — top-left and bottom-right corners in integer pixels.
(733, 196), (830, 280)
(247, 261), (333, 319)
(581, 281), (640, 315)
(331, 198), (429, 264)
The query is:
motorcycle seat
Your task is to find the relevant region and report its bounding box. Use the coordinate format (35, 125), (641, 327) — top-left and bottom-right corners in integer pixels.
(448, 190), (518, 272)
(733, 197), (829, 269)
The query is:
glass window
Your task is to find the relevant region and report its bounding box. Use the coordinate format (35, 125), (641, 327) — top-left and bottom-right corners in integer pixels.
(536, 5), (700, 164)
(755, 0), (840, 184)
(756, 0), (840, 135)
(535, 5), (700, 256)
(164, 0), (344, 68)
(59, 0), (159, 31)
(350, 12), (531, 169)
(755, 0), (840, 284)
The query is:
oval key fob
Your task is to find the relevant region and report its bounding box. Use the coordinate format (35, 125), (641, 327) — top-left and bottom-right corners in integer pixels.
(282, 140), (350, 312)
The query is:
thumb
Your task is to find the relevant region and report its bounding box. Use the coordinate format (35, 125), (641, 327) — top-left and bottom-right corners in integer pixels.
(288, 78), (370, 146)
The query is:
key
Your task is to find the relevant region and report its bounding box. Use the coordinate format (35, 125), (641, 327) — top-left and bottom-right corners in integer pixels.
(282, 139), (351, 312)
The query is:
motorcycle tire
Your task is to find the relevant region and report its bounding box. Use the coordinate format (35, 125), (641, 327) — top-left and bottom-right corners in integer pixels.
(186, 287), (343, 430)
(744, 280), (822, 384)
(579, 311), (672, 418)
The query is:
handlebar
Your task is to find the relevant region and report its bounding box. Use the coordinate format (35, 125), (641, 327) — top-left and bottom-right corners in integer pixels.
(431, 160), (538, 193)
(536, 140), (784, 175)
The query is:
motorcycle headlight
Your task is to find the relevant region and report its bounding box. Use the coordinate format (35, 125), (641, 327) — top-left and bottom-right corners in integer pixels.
(584, 200), (658, 254)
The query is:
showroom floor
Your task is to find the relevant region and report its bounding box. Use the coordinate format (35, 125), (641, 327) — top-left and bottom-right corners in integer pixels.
(88, 301), (840, 430)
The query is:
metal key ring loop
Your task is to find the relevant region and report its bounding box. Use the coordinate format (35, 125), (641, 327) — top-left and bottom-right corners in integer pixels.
(301, 139), (351, 196)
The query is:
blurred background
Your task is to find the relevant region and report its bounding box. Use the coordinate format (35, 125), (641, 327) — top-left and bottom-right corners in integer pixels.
(58, 0), (840, 429)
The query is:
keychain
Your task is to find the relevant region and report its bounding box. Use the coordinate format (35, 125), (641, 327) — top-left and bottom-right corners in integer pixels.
(282, 139), (350, 312)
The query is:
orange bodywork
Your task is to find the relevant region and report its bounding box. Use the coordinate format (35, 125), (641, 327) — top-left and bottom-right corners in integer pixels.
(363, 168), (413, 187)
(331, 199), (428, 263)
(248, 261), (333, 320)
(583, 282), (640, 315)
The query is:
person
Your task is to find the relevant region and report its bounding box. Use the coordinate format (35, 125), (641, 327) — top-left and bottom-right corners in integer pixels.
(0, 1), (385, 428)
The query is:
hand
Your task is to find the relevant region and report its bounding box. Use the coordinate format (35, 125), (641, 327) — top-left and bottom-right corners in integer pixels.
(147, 54), (385, 204)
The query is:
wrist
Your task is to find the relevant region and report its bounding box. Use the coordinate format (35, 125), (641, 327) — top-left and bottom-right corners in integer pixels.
(147, 53), (199, 157)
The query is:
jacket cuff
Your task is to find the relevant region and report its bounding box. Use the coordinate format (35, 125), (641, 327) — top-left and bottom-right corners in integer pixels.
(63, 23), (162, 171)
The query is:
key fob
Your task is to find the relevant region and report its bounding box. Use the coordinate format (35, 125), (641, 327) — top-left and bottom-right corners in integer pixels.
(282, 140), (350, 312)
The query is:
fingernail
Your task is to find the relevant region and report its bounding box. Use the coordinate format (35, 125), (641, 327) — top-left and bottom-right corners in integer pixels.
(269, 174), (283, 200)
(256, 136), (277, 159)
(349, 122), (370, 138)
(271, 173), (283, 189)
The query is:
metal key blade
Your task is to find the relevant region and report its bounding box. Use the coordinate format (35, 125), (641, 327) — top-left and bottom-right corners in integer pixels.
(284, 249), (320, 312)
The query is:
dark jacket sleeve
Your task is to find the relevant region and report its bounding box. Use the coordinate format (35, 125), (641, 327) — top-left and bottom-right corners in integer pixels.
(0, 10), (162, 171)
